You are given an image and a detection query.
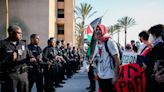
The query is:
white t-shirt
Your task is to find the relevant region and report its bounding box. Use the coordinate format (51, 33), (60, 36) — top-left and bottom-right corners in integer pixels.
(97, 39), (119, 79)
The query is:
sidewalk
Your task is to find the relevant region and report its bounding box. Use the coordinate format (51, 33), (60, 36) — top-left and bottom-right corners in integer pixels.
(31, 72), (91, 92)
(56, 72), (90, 92)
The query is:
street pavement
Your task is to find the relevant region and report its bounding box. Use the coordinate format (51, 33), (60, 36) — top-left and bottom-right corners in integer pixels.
(56, 72), (90, 92)
(32, 72), (93, 92)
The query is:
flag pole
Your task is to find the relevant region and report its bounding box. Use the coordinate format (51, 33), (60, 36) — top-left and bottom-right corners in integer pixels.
(101, 9), (108, 18)
(6, 0), (9, 37)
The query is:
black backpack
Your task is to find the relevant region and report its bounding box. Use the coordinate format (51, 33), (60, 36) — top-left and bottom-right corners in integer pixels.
(104, 39), (122, 68)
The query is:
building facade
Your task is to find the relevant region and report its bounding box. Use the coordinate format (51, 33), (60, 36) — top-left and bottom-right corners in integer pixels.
(0, 0), (75, 48)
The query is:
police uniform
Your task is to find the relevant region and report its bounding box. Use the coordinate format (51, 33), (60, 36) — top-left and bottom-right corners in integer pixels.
(42, 46), (58, 92)
(60, 46), (67, 79)
(71, 50), (77, 73)
(0, 53), (6, 92)
(74, 50), (80, 71)
(66, 48), (73, 78)
(0, 38), (33, 92)
(28, 44), (43, 92)
(56, 46), (66, 83)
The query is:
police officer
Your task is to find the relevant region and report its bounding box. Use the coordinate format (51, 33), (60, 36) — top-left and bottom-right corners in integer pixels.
(71, 47), (77, 73)
(60, 40), (68, 80)
(0, 25), (35, 92)
(0, 54), (6, 92)
(42, 37), (63, 92)
(55, 40), (66, 84)
(65, 43), (73, 78)
(28, 34), (43, 92)
(61, 40), (65, 48)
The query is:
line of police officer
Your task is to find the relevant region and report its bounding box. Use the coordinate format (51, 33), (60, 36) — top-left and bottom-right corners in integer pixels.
(0, 25), (81, 92)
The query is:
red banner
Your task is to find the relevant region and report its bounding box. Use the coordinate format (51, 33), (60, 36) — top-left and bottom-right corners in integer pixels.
(114, 63), (146, 92)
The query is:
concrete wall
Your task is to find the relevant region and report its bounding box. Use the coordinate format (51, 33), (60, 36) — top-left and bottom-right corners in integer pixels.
(49, 0), (56, 41)
(0, 0), (75, 48)
(65, 0), (75, 46)
(0, 0), (7, 39)
(0, 0), (50, 48)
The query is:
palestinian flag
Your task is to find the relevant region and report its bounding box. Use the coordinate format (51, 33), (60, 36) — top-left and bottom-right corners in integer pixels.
(86, 25), (93, 42)
(86, 17), (102, 42)
(86, 17), (102, 58)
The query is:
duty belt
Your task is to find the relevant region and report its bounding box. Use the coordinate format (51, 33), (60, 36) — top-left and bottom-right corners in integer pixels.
(7, 66), (28, 74)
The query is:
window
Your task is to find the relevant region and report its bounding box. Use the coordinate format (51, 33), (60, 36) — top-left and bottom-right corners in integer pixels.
(57, 25), (64, 35)
(58, 0), (64, 2)
(58, 9), (64, 18)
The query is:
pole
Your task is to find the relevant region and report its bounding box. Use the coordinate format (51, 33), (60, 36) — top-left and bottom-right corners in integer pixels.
(6, 0), (9, 37)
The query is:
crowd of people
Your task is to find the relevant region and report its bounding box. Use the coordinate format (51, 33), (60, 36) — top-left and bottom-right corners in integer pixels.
(0, 23), (164, 92)
(0, 25), (81, 92)
(85, 24), (164, 92)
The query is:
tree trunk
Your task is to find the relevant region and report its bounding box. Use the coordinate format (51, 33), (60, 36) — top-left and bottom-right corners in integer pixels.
(80, 20), (85, 48)
(125, 26), (127, 47)
(118, 30), (120, 44)
(78, 35), (82, 48)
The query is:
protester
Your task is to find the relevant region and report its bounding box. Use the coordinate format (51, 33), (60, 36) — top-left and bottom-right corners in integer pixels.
(121, 43), (138, 65)
(125, 43), (133, 52)
(86, 50), (97, 92)
(137, 30), (153, 92)
(138, 31), (152, 56)
(136, 41), (140, 50)
(95, 24), (120, 92)
(146, 24), (164, 92)
(131, 40), (138, 53)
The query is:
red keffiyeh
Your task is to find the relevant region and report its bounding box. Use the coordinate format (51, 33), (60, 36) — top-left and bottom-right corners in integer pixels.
(96, 24), (111, 42)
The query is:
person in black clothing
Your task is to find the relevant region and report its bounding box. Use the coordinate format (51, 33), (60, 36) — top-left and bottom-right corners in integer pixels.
(86, 56), (96, 92)
(131, 40), (138, 52)
(43, 37), (64, 92)
(138, 31), (153, 92)
(27, 34), (44, 92)
(76, 48), (81, 70)
(61, 40), (65, 48)
(138, 30), (152, 55)
(65, 43), (73, 78)
(146, 24), (164, 92)
(0, 25), (35, 92)
(55, 40), (65, 86)
(43, 37), (57, 92)
(60, 40), (68, 80)
(71, 47), (78, 73)
(72, 47), (80, 73)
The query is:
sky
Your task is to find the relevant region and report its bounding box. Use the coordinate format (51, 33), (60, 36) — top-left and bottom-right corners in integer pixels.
(75, 0), (164, 46)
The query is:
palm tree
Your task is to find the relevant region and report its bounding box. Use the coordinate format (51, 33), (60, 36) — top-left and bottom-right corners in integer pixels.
(75, 23), (83, 36)
(117, 16), (136, 46)
(108, 24), (122, 44)
(75, 23), (83, 47)
(114, 24), (122, 44)
(75, 3), (97, 47)
(108, 25), (115, 36)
